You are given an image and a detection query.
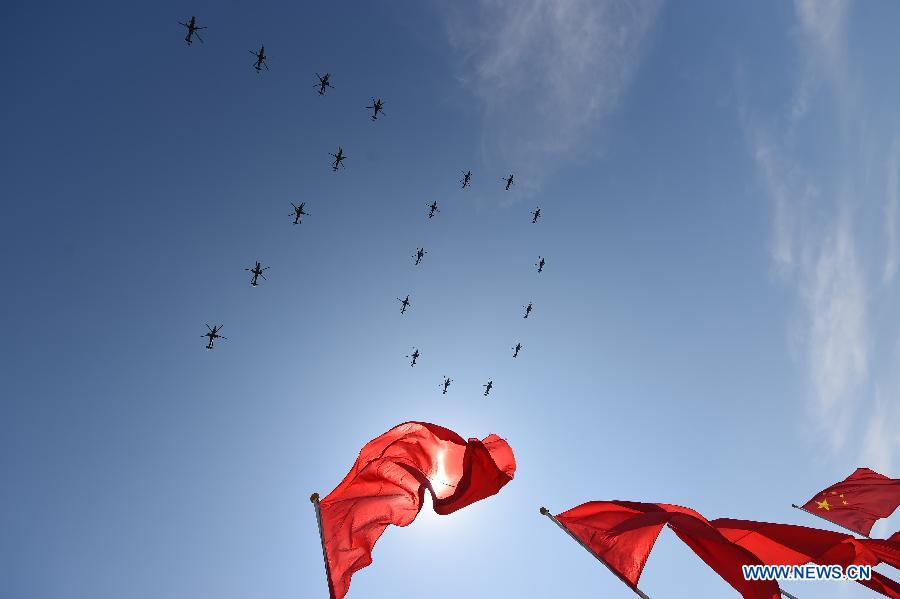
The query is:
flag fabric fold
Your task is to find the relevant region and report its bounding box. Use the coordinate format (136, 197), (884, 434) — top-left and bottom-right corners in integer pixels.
(316, 422), (516, 599)
(799, 468), (900, 537)
(553, 501), (781, 599)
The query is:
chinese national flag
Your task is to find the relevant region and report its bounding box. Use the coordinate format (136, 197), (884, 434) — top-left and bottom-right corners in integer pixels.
(554, 501), (781, 599)
(711, 519), (900, 598)
(316, 422), (516, 599)
(800, 468), (900, 537)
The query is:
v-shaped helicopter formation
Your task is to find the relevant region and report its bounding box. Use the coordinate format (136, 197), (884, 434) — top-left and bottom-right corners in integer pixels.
(185, 17), (549, 397)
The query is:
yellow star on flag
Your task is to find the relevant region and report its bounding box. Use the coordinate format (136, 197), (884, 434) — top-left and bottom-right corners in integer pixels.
(816, 499), (831, 510)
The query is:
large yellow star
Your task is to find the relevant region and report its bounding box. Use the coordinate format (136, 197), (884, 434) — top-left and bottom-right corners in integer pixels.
(817, 499), (831, 510)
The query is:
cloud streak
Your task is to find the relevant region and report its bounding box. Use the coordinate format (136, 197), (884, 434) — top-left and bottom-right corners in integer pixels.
(442, 0), (662, 189)
(743, 1), (900, 464)
(884, 139), (899, 285)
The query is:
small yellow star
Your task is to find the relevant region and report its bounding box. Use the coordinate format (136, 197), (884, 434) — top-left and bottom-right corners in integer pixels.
(817, 499), (831, 510)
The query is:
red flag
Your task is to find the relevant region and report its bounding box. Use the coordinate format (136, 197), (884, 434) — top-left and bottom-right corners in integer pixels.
(800, 468), (900, 536)
(553, 501), (781, 599)
(316, 422), (515, 599)
(712, 519), (900, 598)
(860, 573), (900, 599)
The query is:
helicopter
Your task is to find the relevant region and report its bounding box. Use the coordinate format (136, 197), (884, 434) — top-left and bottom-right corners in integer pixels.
(315, 72), (334, 95)
(246, 261), (269, 286)
(330, 147), (347, 172)
(179, 16), (206, 45)
(202, 323), (226, 350)
(290, 202), (309, 225)
(366, 97), (385, 121)
(413, 247), (427, 266)
(398, 295), (411, 314)
(250, 45), (268, 73)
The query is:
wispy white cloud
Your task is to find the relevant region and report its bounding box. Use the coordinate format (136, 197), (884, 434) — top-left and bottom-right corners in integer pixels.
(742, 1), (900, 464)
(884, 139), (900, 284)
(788, 0), (851, 135)
(442, 0), (662, 190)
(794, 0), (848, 57)
(801, 213), (868, 451)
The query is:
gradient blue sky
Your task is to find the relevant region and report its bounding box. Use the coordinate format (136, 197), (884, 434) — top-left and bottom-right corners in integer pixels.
(2, 1), (898, 598)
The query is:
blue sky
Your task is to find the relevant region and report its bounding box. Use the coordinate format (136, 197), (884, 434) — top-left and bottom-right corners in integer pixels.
(2, 1), (898, 598)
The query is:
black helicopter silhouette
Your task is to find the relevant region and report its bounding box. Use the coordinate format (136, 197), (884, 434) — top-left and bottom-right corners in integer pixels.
(413, 247), (427, 266)
(406, 348), (420, 367)
(398, 295), (411, 314)
(441, 376), (452, 394)
(502, 174), (514, 190)
(531, 207), (542, 223)
(536, 256), (545, 273)
(460, 170), (472, 188)
(290, 202), (309, 225)
(483, 380), (493, 396)
(426, 201), (440, 219)
(366, 98), (385, 121)
(523, 302), (533, 319)
(179, 16), (206, 45)
(246, 261), (269, 286)
(512, 342), (522, 358)
(330, 147), (347, 172)
(315, 73), (334, 95)
(202, 324), (226, 350)
(250, 45), (268, 73)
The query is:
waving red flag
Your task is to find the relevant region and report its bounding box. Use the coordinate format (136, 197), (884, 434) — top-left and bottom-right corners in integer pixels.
(313, 422), (516, 599)
(712, 518), (900, 598)
(550, 501), (781, 599)
(799, 468), (900, 536)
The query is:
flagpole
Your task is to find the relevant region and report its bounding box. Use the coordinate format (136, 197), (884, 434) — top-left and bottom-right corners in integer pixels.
(311, 493), (336, 599)
(779, 588), (801, 599)
(540, 507), (652, 599)
(790, 504), (871, 539)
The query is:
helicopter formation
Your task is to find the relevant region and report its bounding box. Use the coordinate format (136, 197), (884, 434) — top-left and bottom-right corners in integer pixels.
(186, 17), (548, 397)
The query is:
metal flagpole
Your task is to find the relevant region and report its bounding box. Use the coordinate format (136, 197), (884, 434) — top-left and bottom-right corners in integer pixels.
(310, 493), (336, 599)
(779, 588), (801, 599)
(790, 504), (871, 539)
(539, 507), (652, 599)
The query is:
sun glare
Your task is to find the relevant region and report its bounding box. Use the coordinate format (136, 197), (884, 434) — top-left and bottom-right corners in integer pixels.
(429, 447), (451, 495)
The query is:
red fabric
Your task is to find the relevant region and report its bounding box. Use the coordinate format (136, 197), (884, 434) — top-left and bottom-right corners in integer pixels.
(711, 519), (900, 598)
(317, 422), (516, 599)
(860, 573), (900, 599)
(555, 501), (780, 599)
(860, 537), (900, 570)
(800, 468), (900, 536)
